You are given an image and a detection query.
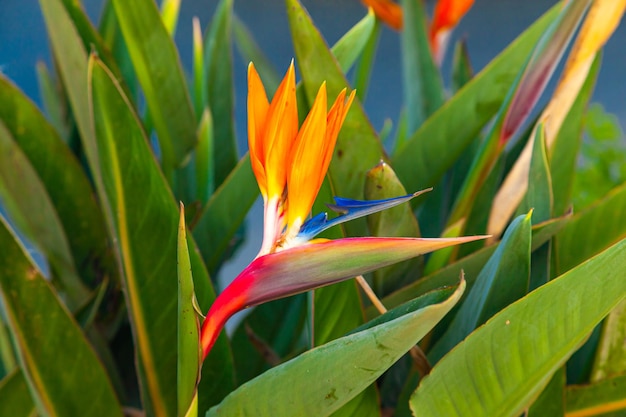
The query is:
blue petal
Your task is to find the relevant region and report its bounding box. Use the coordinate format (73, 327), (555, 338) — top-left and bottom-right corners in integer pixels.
(298, 190), (430, 241)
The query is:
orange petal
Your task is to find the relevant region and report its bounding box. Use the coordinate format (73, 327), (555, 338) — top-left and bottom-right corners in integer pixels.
(361, 0), (403, 30)
(247, 63), (270, 198)
(286, 83), (328, 231)
(429, 0), (474, 62)
(263, 61), (299, 200)
(322, 89), (356, 175)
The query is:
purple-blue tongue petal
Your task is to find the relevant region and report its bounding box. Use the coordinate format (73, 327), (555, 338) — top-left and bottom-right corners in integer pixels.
(298, 189), (431, 240)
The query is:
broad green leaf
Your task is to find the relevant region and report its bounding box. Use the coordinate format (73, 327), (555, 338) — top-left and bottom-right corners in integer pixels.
(400, 0), (444, 133)
(205, 0), (238, 187)
(0, 75), (112, 291)
(0, 121), (88, 306)
(207, 280), (465, 417)
(111, 0), (197, 175)
(554, 181), (626, 275)
(0, 216), (123, 417)
(178, 204), (200, 417)
(410, 237), (626, 417)
(549, 54), (600, 216)
(231, 295), (307, 384)
(0, 369), (35, 417)
(193, 154), (257, 276)
(590, 298), (626, 381)
(88, 58), (231, 417)
(566, 373), (626, 416)
(429, 213), (531, 362)
(392, 5), (559, 197)
(365, 161), (422, 295)
(287, 0), (386, 236)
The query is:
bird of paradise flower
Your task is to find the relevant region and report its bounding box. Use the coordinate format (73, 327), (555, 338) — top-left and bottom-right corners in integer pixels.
(360, 0), (474, 64)
(200, 61), (486, 359)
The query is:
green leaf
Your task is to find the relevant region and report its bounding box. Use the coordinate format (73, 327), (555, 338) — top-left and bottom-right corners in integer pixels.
(58, 0), (125, 86)
(400, 0), (444, 133)
(39, 0), (103, 203)
(287, 0), (386, 236)
(333, 9), (378, 83)
(35, 61), (68, 140)
(99, 0), (138, 101)
(195, 109), (215, 205)
(428, 212), (531, 362)
(364, 161), (422, 295)
(519, 125), (554, 290)
(0, 318), (16, 376)
(193, 154), (257, 276)
(352, 19), (380, 102)
(111, 0), (197, 175)
(178, 204), (200, 417)
(519, 125), (553, 224)
(205, 0), (238, 187)
(0, 121), (88, 306)
(527, 368), (565, 417)
(0, 369), (35, 417)
(410, 237), (626, 417)
(207, 280), (465, 417)
(573, 103), (626, 211)
(0, 216), (123, 417)
(0, 75), (112, 293)
(549, 54), (600, 216)
(88, 57), (231, 416)
(392, 4), (560, 198)
(451, 40), (474, 93)
(554, 181), (626, 275)
(566, 373), (626, 416)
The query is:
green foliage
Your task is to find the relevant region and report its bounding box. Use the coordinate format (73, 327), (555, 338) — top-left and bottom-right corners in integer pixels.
(573, 103), (626, 210)
(0, 0), (624, 416)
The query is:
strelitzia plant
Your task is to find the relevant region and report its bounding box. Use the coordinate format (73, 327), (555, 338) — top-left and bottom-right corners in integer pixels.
(200, 61), (485, 358)
(0, 0), (626, 416)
